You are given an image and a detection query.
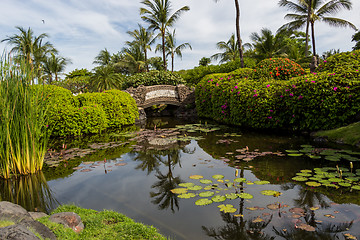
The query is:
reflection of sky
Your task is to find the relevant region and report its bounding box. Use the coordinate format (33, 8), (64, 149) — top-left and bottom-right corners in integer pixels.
(47, 139), (360, 239)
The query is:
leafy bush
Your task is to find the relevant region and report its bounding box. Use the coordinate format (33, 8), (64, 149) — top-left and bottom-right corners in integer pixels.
(317, 50), (360, 79)
(253, 58), (305, 81)
(32, 84), (77, 107)
(76, 89), (139, 128)
(179, 58), (257, 86)
(122, 70), (185, 89)
(196, 70), (360, 131)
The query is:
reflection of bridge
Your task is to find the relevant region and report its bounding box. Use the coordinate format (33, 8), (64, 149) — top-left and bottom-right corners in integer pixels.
(125, 85), (195, 120)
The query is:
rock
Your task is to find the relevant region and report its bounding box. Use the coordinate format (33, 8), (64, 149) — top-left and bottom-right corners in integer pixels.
(0, 224), (40, 240)
(19, 219), (56, 240)
(49, 212), (84, 233)
(28, 212), (48, 220)
(0, 201), (33, 222)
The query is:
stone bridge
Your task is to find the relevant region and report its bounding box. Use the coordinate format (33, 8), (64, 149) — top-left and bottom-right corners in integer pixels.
(125, 84), (195, 120)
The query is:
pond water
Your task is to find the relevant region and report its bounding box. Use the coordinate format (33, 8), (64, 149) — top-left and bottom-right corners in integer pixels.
(1, 117), (360, 240)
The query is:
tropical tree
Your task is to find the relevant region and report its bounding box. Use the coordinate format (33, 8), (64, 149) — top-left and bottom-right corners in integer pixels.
(127, 24), (155, 72)
(278, 0), (357, 56)
(213, 0), (244, 68)
(140, 0), (190, 70)
(93, 48), (112, 66)
(211, 33), (240, 63)
(352, 31), (360, 50)
(118, 42), (146, 74)
(61, 68), (92, 94)
(199, 57), (211, 66)
(42, 53), (71, 84)
(157, 29), (192, 72)
(91, 65), (123, 91)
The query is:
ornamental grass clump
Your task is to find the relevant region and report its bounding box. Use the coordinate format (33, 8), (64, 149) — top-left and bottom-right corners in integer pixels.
(0, 57), (49, 179)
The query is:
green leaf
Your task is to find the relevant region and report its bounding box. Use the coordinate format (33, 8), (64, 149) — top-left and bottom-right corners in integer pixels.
(212, 174), (224, 180)
(261, 190), (282, 196)
(170, 188), (188, 194)
(238, 193), (254, 199)
(288, 153), (303, 157)
(234, 178), (246, 183)
(305, 181), (321, 187)
(225, 193), (238, 200)
(218, 204), (237, 213)
(211, 195), (227, 202)
(187, 185), (203, 191)
(292, 176), (308, 181)
(254, 180), (270, 185)
(200, 179), (213, 184)
(199, 191), (215, 197)
(189, 175), (204, 179)
(178, 193), (196, 199)
(179, 182), (195, 188)
(195, 198), (213, 206)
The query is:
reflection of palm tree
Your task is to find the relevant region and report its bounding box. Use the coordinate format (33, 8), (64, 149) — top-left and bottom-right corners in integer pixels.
(133, 150), (162, 175)
(294, 187), (330, 209)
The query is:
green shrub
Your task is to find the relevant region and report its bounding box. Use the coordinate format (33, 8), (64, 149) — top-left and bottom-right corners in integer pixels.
(317, 50), (360, 79)
(122, 70), (185, 89)
(253, 58), (305, 81)
(32, 84), (77, 107)
(76, 89), (139, 128)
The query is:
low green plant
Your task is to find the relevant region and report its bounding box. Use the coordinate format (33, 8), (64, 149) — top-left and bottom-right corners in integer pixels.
(123, 70), (185, 89)
(0, 57), (49, 179)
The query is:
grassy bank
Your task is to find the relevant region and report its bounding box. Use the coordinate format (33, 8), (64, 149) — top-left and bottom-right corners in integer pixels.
(37, 205), (167, 240)
(314, 122), (360, 147)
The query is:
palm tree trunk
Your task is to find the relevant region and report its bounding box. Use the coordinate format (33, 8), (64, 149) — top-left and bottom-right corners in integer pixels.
(311, 21), (316, 56)
(171, 53), (174, 72)
(145, 49), (149, 72)
(162, 30), (167, 71)
(234, 0), (244, 68)
(305, 0), (312, 57)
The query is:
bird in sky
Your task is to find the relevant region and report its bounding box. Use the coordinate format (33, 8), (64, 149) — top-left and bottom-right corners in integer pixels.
(42, 19), (45, 24)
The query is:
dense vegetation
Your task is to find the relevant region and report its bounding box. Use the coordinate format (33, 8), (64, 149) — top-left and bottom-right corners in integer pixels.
(196, 51), (360, 131)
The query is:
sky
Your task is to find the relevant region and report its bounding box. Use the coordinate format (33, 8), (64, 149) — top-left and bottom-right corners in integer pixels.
(1, 0), (359, 74)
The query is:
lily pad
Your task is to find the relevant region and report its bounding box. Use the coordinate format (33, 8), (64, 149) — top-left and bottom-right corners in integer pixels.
(300, 145), (313, 148)
(199, 191), (215, 197)
(254, 180), (270, 185)
(351, 185), (360, 190)
(212, 195), (227, 202)
(218, 204), (237, 213)
(170, 188), (188, 194)
(338, 182), (351, 187)
(179, 182), (195, 188)
(308, 155), (321, 159)
(261, 190), (282, 196)
(234, 178), (246, 183)
(238, 193), (254, 199)
(300, 170), (312, 173)
(225, 193), (238, 200)
(288, 153), (303, 157)
(188, 185), (203, 191)
(252, 217), (264, 223)
(285, 150), (299, 153)
(297, 223), (315, 232)
(212, 174), (224, 180)
(305, 181), (321, 187)
(328, 178), (343, 183)
(189, 175), (203, 179)
(200, 179), (213, 184)
(195, 198), (213, 206)
(178, 193), (196, 199)
(292, 176), (308, 181)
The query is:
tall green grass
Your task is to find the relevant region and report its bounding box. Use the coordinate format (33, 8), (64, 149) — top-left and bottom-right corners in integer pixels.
(0, 56), (49, 179)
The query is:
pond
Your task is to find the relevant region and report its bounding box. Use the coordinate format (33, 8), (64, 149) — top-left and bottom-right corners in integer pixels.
(1, 117), (360, 240)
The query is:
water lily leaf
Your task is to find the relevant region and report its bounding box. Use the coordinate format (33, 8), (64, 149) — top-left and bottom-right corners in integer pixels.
(338, 182), (351, 187)
(351, 185), (360, 190)
(300, 148), (314, 153)
(171, 188), (188, 194)
(199, 191), (215, 197)
(189, 175), (203, 179)
(324, 183), (339, 188)
(238, 193), (254, 199)
(292, 176), (308, 181)
(261, 190), (282, 196)
(195, 198), (213, 206)
(225, 193), (238, 200)
(254, 180), (270, 185)
(285, 150), (299, 153)
(324, 214), (335, 218)
(308, 154), (321, 159)
(297, 223), (315, 232)
(296, 173), (312, 177)
(328, 178), (343, 183)
(218, 204), (237, 213)
(300, 170), (312, 173)
(200, 179), (213, 184)
(212, 174), (224, 180)
(217, 179), (224, 183)
(310, 207), (319, 211)
(325, 156), (341, 161)
(288, 153), (303, 157)
(212, 195), (226, 202)
(252, 217), (264, 223)
(178, 193), (196, 199)
(306, 181), (321, 187)
(346, 177), (360, 182)
(267, 203), (280, 210)
(301, 145), (313, 148)
(246, 207), (259, 211)
(179, 182), (195, 188)
(188, 185), (203, 191)
(234, 178), (246, 183)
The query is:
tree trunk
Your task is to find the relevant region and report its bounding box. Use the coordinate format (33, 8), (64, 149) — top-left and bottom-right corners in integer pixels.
(171, 53), (174, 72)
(311, 21), (316, 56)
(145, 49), (149, 72)
(234, 0), (244, 68)
(305, 0), (312, 57)
(162, 30), (167, 71)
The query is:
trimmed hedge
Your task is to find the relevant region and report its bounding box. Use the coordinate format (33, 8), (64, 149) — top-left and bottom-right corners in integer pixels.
(122, 70), (185, 89)
(196, 57), (360, 131)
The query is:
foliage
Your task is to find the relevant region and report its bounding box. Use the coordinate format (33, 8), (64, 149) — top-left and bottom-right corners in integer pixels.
(199, 57), (211, 66)
(61, 68), (92, 94)
(178, 58), (257, 86)
(37, 204), (166, 240)
(91, 65), (124, 91)
(196, 55), (360, 131)
(211, 33), (240, 63)
(122, 70), (185, 89)
(76, 89), (139, 128)
(0, 58), (49, 179)
(352, 31), (360, 50)
(253, 58), (305, 81)
(314, 122), (360, 147)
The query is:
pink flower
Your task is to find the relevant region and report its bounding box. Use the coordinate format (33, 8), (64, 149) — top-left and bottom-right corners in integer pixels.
(333, 87), (338, 91)
(234, 85), (238, 89)
(280, 95), (284, 98)
(253, 94), (258, 97)
(298, 95), (303, 99)
(254, 90), (257, 93)
(311, 81), (316, 83)
(266, 84), (270, 88)
(268, 116), (272, 119)
(289, 93), (294, 97)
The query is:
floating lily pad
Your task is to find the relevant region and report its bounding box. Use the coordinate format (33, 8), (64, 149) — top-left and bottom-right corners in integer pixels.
(189, 175), (203, 179)
(179, 182), (195, 188)
(267, 203), (280, 210)
(178, 193), (196, 199)
(325, 156), (341, 161)
(170, 188), (188, 194)
(252, 217), (264, 223)
(238, 193), (254, 199)
(234, 178), (246, 183)
(297, 223), (315, 232)
(301, 145), (313, 148)
(195, 198), (213, 206)
(305, 181), (321, 187)
(300, 170), (312, 173)
(328, 178), (343, 183)
(323, 183), (339, 188)
(296, 172), (312, 177)
(218, 204), (237, 213)
(199, 191), (215, 197)
(212, 174), (224, 180)
(261, 190), (282, 196)
(338, 182), (352, 187)
(292, 176), (308, 181)
(351, 185), (360, 190)
(212, 195), (227, 202)
(200, 179), (213, 184)
(225, 193), (238, 200)
(254, 180), (270, 185)
(288, 153), (303, 157)
(285, 150), (299, 153)
(308, 155), (321, 159)
(188, 185), (203, 191)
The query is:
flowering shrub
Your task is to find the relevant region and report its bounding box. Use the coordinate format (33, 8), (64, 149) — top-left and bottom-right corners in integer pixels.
(253, 58), (305, 81)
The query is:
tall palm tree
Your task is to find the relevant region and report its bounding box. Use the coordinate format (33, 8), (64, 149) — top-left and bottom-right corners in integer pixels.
(352, 31), (360, 50)
(93, 48), (112, 66)
(157, 29), (192, 72)
(278, 0), (357, 56)
(127, 24), (155, 72)
(140, 0), (190, 71)
(211, 33), (240, 63)
(91, 65), (122, 91)
(42, 53), (71, 84)
(214, 0), (244, 68)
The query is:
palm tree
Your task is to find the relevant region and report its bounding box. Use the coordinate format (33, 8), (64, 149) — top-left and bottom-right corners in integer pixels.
(91, 65), (122, 92)
(211, 33), (240, 63)
(278, 0), (357, 56)
(157, 29), (192, 72)
(93, 48), (112, 66)
(140, 0), (190, 71)
(352, 31), (360, 50)
(42, 53), (71, 84)
(214, 0), (244, 68)
(127, 24), (155, 72)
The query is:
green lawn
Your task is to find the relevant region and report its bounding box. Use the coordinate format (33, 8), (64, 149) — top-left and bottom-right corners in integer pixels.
(314, 122), (360, 147)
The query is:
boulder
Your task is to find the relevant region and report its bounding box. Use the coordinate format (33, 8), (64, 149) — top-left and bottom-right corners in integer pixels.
(49, 212), (84, 233)
(0, 224), (40, 240)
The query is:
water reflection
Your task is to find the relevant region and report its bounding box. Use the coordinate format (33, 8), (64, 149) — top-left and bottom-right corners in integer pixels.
(0, 172), (58, 213)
